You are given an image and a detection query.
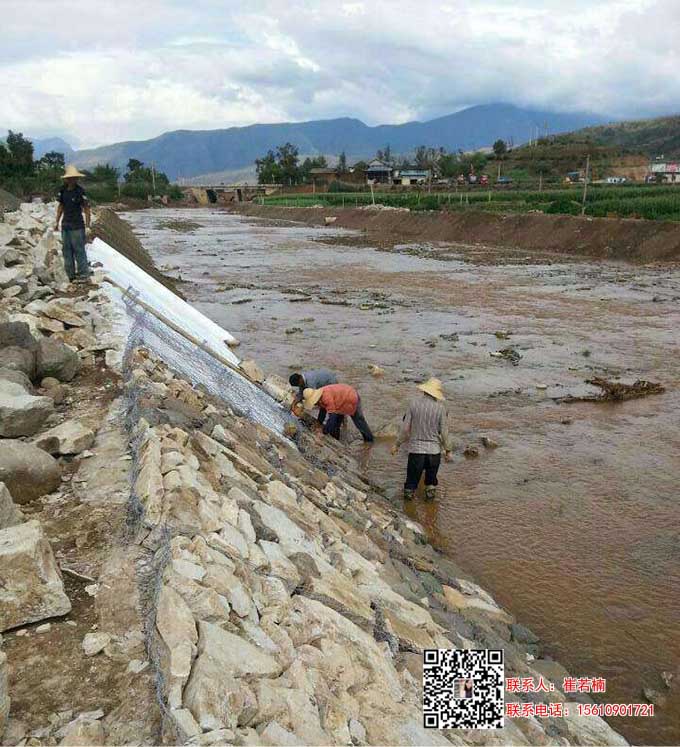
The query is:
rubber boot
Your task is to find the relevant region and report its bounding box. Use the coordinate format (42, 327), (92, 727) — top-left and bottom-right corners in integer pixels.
(424, 485), (437, 501)
(403, 488), (415, 501)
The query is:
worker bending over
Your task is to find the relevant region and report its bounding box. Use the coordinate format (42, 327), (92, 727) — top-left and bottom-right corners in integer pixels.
(391, 378), (452, 501)
(289, 368), (337, 423)
(303, 383), (374, 442)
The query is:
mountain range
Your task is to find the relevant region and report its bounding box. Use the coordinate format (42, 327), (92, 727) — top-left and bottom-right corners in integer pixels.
(28, 104), (612, 181)
(33, 137), (76, 161)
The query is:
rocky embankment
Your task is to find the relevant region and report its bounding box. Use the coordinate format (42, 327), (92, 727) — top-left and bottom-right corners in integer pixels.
(0, 202), (627, 746)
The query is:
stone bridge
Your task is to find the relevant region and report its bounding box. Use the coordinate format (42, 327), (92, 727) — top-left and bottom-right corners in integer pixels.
(181, 184), (281, 205)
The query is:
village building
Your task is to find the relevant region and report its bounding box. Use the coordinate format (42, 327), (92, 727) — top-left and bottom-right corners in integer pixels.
(648, 160), (680, 183)
(393, 168), (431, 186)
(365, 159), (393, 184)
(308, 167), (337, 188)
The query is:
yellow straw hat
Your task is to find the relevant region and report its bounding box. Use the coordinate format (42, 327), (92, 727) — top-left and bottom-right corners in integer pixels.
(62, 164), (85, 179)
(417, 377), (445, 400)
(302, 387), (323, 410)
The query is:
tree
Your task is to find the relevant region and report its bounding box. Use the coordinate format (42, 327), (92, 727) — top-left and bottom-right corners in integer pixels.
(438, 152), (459, 178)
(124, 159), (168, 186)
(6, 131), (34, 177)
(92, 163), (120, 184)
(255, 143), (305, 185)
(37, 151), (65, 172)
(338, 151), (347, 172)
(126, 158), (143, 174)
(276, 142), (300, 185)
(299, 155), (329, 182)
(413, 146), (443, 174)
(255, 150), (281, 184)
(376, 145), (393, 164)
(352, 160), (368, 172)
(493, 139), (507, 157)
(0, 144), (10, 178)
(0, 131), (35, 181)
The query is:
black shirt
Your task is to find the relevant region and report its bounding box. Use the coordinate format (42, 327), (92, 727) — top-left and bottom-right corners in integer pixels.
(58, 184), (88, 230)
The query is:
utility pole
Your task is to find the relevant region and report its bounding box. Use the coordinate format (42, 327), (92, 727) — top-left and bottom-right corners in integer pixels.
(151, 162), (157, 196)
(539, 172), (543, 192)
(581, 155), (590, 215)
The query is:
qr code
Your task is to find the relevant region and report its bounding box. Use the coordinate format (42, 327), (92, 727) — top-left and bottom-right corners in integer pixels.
(423, 649), (504, 729)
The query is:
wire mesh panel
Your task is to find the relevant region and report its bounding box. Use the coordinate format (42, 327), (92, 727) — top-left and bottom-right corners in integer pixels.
(122, 293), (293, 436)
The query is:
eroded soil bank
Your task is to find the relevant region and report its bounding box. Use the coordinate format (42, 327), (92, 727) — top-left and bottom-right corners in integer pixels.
(124, 206), (680, 746)
(233, 204), (680, 262)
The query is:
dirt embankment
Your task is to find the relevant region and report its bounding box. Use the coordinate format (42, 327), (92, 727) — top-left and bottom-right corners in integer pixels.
(232, 204), (680, 262)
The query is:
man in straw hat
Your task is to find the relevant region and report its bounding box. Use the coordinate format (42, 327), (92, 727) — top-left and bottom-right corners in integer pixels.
(302, 383), (374, 442)
(54, 165), (91, 283)
(391, 377), (452, 501)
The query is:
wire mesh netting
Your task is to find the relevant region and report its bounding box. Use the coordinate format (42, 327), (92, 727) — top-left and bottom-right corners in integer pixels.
(121, 291), (293, 436)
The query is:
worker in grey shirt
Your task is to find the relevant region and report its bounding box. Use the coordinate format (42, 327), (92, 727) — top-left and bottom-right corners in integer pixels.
(391, 377), (452, 501)
(289, 368), (337, 424)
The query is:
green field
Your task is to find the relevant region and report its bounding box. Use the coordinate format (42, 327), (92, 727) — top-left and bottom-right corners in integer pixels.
(261, 184), (680, 221)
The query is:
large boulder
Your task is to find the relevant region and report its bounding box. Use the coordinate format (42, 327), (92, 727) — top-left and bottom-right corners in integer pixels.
(0, 367), (34, 393)
(1, 347), (36, 379)
(0, 380), (54, 437)
(0, 482), (24, 529)
(36, 337), (79, 382)
(0, 321), (35, 350)
(155, 585), (197, 709)
(0, 440), (61, 504)
(0, 649), (9, 737)
(34, 419), (94, 456)
(0, 267), (25, 290)
(0, 223), (15, 246)
(0, 519), (71, 631)
(183, 621), (278, 731)
(57, 716), (104, 746)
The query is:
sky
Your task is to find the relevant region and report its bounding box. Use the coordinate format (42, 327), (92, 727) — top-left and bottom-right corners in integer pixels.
(1, 0), (678, 149)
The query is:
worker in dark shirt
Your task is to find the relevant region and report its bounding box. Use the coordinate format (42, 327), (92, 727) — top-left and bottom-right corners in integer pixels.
(54, 165), (91, 283)
(289, 368), (337, 424)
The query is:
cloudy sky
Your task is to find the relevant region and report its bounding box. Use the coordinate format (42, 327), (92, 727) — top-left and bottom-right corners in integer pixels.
(2, 0), (678, 148)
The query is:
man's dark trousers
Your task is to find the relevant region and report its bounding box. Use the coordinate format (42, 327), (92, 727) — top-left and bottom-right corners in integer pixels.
(405, 453), (441, 490)
(61, 228), (89, 281)
(323, 399), (374, 442)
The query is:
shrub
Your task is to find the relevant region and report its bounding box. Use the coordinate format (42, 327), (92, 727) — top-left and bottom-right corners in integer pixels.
(545, 199), (582, 215)
(327, 180), (363, 193)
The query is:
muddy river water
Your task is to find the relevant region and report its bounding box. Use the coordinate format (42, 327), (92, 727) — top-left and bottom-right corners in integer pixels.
(122, 207), (680, 745)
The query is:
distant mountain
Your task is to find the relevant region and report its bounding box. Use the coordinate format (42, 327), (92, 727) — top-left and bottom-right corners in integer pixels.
(72, 104), (610, 181)
(33, 137), (76, 161)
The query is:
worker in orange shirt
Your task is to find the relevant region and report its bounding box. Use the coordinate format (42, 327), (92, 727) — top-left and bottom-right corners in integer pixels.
(302, 383), (374, 442)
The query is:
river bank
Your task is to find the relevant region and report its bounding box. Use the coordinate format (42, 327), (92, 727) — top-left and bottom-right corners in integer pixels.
(0, 201), (642, 745)
(230, 204), (680, 263)
(118, 205), (678, 746)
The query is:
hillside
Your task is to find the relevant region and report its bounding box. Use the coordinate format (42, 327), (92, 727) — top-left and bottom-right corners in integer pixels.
(492, 116), (680, 180)
(71, 104), (606, 180)
(32, 137), (76, 161)
(558, 114), (680, 157)
(494, 113), (680, 183)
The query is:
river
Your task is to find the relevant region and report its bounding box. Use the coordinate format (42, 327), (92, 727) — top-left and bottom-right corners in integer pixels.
(120, 207), (680, 746)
